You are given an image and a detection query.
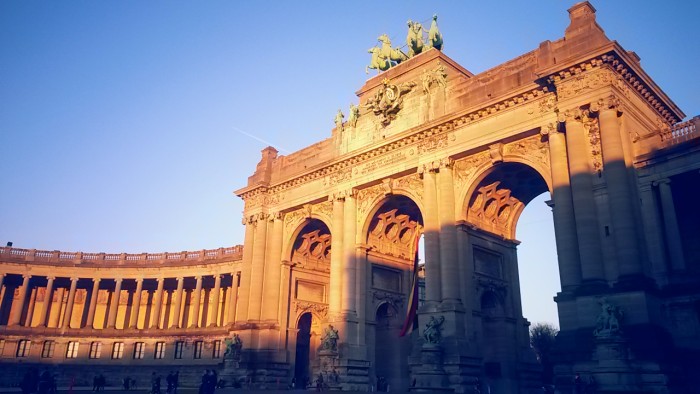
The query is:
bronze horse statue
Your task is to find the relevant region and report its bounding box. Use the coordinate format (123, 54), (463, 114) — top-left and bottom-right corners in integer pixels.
(366, 47), (391, 74)
(378, 34), (408, 64)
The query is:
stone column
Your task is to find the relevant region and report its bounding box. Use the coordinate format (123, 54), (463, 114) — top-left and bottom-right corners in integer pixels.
(62, 277), (79, 329)
(421, 164), (442, 304)
(563, 109), (605, 283)
(278, 262), (294, 346)
(596, 98), (642, 277)
(171, 277), (184, 328)
(150, 278), (164, 329)
(655, 179), (685, 271)
(248, 214), (268, 321)
(9, 274), (31, 326)
(107, 278), (123, 329)
(24, 287), (37, 327)
(547, 127), (583, 290)
(236, 216), (256, 322)
(638, 184), (668, 282)
(190, 276), (203, 328)
(437, 159), (460, 304)
(0, 274), (4, 301)
(209, 274), (222, 327)
(342, 190), (358, 316)
(355, 246), (369, 346)
(86, 278), (100, 329)
(129, 278), (143, 329)
(40, 276), (56, 327)
(262, 213), (284, 321)
(329, 194), (345, 319)
(226, 273), (239, 325)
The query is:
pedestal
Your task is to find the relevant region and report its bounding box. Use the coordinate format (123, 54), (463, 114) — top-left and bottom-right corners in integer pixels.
(221, 357), (245, 388)
(312, 349), (342, 391)
(409, 344), (454, 392)
(588, 335), (668, 393)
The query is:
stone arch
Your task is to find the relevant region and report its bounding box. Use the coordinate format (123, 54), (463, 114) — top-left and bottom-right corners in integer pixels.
(293, 306), (326, 330)
(285, 218), (332, 270)
(360, 193), (424, 247)
(373, 299), (401, 323)
(282, 206), (333, 261)
(460, 161), (549, 239)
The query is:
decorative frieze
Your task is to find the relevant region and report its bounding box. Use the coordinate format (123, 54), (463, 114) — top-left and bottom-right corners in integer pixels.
(294, 300), (328, 320)
(253, 86), (550, 198)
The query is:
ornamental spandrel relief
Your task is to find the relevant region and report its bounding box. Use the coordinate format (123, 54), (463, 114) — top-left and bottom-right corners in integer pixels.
(454, 151), (490, 193)
(503, 135), (550, 169)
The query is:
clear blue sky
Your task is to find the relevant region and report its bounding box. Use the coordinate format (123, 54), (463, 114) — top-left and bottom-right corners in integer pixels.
(1, 1), (698, 327)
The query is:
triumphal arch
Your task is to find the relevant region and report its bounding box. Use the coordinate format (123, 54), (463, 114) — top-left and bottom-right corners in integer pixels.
(1, 2), (699, 393)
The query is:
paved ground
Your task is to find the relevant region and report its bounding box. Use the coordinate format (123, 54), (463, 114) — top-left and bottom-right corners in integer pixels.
(0, 390), (377, 394)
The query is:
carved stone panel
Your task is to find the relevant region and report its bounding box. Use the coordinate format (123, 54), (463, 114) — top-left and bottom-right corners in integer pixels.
(504, 135), (550, 169)
(296, 281), (326, 304)
(454, 151), (490, 194)
(294, 300), (328, 321)
(371, 266), (401, 293)
(473, 247), (503, 279)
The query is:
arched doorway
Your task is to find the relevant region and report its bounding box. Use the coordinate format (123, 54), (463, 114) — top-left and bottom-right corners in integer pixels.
(295, 312), (313, 385)
(287, 218), (332, 387)
(374, 302), (403, 392)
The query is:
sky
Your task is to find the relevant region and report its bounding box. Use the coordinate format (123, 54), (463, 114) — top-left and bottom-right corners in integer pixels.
(1, 1), (698, 328)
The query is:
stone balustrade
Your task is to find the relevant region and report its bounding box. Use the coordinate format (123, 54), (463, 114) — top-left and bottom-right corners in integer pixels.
(661, 116), (699, 146)
(1, 245), (242, 265)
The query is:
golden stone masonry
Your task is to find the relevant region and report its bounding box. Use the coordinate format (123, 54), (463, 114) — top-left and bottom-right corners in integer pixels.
(1, 2), (699, 393)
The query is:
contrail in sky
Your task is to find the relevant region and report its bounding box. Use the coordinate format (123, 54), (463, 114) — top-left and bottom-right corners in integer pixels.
(231, 126), (290, 154)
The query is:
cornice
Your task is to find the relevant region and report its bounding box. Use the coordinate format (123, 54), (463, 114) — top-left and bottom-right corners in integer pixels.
(238, 83), (551, 203)
(540, 42), (684, 125)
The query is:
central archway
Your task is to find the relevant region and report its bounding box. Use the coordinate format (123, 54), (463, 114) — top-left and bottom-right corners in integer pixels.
(362, 194), (423, 392)
(460, 161), (551, 392)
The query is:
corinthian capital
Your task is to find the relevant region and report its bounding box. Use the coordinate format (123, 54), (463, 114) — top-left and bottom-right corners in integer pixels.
(418, 161), (440, 175)
(438, 157), (454, 169)
(267, 211), (282, 222)
(561, 108), (584, 123)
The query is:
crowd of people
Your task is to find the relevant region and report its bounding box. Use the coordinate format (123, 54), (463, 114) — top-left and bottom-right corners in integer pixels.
(20, 369), (57, 394)
(198, 370), (219, 394)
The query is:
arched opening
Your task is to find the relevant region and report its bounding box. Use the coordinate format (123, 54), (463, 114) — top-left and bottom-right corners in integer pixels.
(516, 193), (560, 327)
(295, 312), (313, 385)
(290, 219), (331, 271)
(363, 194), (422, 392)
(463, 161), (553, 392)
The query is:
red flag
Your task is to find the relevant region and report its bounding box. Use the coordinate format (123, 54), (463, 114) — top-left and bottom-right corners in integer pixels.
(399, 235), (420, 337)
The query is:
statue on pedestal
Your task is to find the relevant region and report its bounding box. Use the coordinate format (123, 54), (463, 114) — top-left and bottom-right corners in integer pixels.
(423, 315), (445, 344)
(320, 324), (339, 352)
(593, 298), (623, 338)
(224, 333), (243, 360)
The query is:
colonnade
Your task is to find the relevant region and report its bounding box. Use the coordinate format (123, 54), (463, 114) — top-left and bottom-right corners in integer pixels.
(0, 272), (239, 331)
